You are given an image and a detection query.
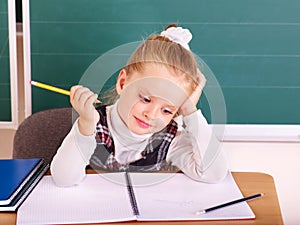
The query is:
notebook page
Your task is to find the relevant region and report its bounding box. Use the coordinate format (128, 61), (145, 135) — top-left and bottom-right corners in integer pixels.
(130, 172), (255, 221)
(17, 173), (135, 225)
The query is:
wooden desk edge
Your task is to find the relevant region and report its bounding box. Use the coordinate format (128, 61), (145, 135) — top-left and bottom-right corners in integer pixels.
(231, 171), (284, 225)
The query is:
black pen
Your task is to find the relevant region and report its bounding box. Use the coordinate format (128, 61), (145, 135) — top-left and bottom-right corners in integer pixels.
(195, 193), (264, 215)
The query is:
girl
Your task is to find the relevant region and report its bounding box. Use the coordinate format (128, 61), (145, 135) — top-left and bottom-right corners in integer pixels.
(50, 24), (228, 186)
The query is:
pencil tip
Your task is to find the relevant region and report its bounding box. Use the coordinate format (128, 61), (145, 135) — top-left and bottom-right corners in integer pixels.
(195, 210), (205, 215)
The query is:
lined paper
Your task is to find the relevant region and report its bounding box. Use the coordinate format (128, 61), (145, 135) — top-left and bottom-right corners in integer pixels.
(17, 173), (134, 225)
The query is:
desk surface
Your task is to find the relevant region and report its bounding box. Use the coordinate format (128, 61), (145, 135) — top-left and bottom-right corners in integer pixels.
(0, 171), (283, 225)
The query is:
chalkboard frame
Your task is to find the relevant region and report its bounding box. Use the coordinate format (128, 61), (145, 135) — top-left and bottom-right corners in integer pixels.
(22, 0), (300, 142)
(0, 0), (18, 129)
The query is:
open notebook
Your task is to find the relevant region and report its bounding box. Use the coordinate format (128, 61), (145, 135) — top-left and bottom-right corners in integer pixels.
(17, 172), (255, 224)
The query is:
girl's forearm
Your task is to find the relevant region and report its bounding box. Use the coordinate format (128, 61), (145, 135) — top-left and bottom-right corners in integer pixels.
(51, 120), (96, 186)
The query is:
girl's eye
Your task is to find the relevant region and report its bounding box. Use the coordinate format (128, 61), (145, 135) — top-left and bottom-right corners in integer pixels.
(139, 94), (151, 103)
(162, 108), (173, 115)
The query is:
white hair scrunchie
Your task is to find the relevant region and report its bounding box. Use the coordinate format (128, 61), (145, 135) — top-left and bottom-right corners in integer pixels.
(160, 26), (192, 51)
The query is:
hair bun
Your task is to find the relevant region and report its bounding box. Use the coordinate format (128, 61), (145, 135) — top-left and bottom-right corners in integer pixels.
(160, 26), (192, 50)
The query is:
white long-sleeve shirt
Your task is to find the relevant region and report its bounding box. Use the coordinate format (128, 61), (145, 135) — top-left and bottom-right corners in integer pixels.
(50, 103), (228, 186)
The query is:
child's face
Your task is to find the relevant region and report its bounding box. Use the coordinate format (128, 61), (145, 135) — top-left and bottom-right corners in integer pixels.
(116, 63), (190, 135)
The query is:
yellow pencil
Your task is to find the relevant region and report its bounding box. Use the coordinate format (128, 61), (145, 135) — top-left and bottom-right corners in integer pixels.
(30, 80), (70, 96)
(30, 80), (101, 103)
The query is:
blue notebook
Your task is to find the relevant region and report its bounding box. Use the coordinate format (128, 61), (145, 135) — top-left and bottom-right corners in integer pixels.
(0, 158), (47, 207)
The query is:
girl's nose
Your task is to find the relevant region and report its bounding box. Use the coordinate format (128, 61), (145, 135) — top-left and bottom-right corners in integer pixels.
(143, 110), (154, 119)
(142, 105), (159, 119)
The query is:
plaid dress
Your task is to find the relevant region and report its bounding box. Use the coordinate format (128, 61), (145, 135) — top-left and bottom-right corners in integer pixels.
(89, 105), (178, 172)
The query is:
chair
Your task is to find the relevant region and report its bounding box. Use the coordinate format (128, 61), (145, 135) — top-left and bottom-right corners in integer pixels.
(13, 107), (77, 164)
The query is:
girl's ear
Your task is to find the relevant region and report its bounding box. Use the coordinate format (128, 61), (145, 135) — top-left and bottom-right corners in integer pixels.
(116, 69), (128, 94)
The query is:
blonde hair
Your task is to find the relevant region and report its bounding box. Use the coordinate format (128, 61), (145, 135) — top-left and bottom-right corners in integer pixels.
(101, 24), (200, 105)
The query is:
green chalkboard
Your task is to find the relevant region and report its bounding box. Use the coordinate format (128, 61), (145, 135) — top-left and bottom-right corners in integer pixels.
(28, 0), (300, 125)
(0, 0), (11, 122)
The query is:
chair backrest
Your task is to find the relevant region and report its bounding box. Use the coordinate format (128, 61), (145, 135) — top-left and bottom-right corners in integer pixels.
(13, 107), (76, 164)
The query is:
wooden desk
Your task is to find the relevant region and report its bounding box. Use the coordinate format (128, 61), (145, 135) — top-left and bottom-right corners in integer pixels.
(0, 172), (283, 225)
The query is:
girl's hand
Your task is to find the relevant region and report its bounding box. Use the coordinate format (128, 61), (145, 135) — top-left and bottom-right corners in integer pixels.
(70, 85), (100, 136)
(180, 69), (206, 116)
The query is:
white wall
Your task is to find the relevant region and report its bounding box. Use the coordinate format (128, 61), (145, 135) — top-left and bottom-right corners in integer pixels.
(223, 141), (300, 225)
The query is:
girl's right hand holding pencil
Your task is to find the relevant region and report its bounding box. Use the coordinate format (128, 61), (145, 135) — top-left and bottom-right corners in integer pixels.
(70, 86), (99, 136)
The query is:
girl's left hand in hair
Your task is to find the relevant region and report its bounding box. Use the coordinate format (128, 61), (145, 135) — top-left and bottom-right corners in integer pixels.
(179, 69), (206, 116)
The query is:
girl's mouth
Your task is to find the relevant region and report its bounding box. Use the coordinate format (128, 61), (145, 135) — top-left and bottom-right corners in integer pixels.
(134, 116), (151, 129)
